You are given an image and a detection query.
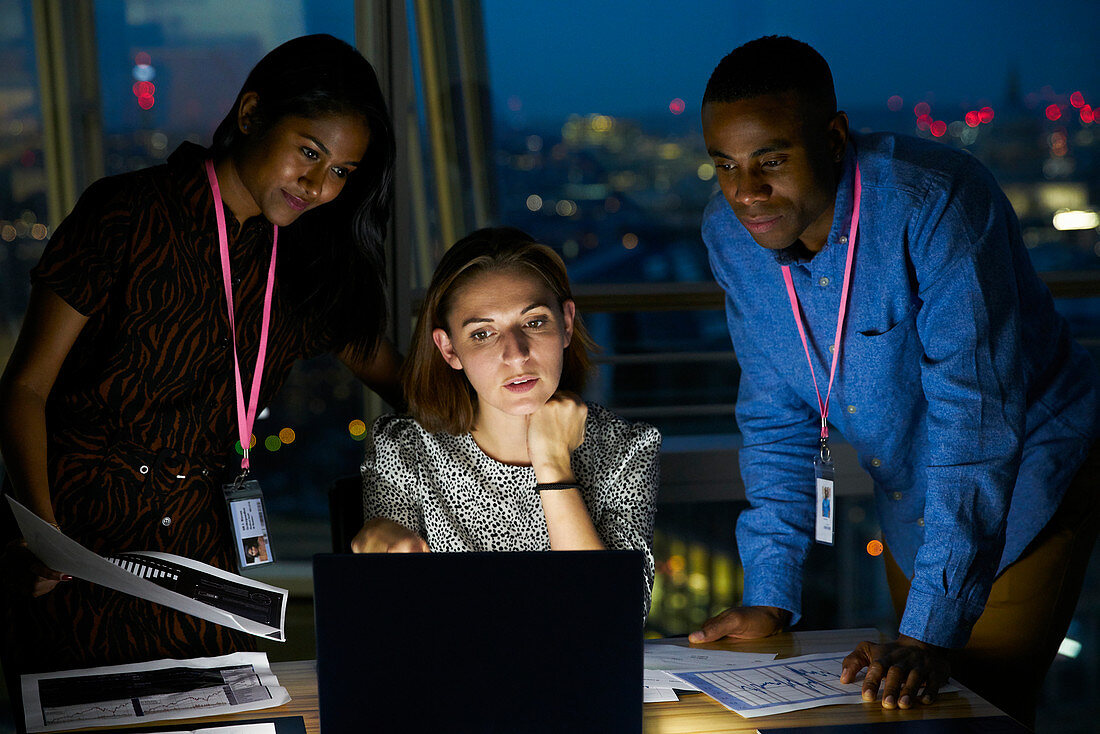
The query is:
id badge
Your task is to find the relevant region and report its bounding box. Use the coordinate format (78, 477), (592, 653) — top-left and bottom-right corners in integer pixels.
(814, 453), (835, 546)
(223, 479), (275, 569)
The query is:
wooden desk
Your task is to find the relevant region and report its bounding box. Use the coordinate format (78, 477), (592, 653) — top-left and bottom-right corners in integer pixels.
(77, 629), (1004, 733)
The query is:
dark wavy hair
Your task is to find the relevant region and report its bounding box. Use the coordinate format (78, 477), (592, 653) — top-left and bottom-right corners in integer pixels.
(212, 34), (395, 360)
(404, 227), (596, 435)
(703, 36), (836, 122)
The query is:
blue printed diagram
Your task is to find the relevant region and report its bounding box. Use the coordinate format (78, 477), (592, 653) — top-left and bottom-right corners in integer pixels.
(675, 653), (865, 716)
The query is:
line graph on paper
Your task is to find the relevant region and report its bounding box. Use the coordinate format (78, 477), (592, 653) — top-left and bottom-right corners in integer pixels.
(700, 658), (855, 706)
(673, 652), (869, 717)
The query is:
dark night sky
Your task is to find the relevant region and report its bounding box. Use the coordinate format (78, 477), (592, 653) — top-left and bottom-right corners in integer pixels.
(483, 0), (1100, 121)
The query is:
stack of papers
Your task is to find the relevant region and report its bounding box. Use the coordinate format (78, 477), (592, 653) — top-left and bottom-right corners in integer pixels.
(21, 652), (289, 732)
(643, 639), (776, 702)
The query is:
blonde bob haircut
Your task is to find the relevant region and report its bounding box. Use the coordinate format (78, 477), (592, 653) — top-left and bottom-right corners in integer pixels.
(404, 227), (596, 435)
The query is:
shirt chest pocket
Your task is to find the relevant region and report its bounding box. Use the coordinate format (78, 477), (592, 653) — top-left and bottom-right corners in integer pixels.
(842, 304), (924, 442)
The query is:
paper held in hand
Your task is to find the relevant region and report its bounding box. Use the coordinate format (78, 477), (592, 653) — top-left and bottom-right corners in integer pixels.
(6, 495), (288, 641)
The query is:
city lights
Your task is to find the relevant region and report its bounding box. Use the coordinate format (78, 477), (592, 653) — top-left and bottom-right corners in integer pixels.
(525, 194), (543, 212)
(887, 95), (903, 111)
(1052, 210), (1100, 231)
(1045, 104), (1062, 121)
(866, 540), (883, 556)
(1070, 91), (1085, 108)
(930, 120), (947, 137)
(978, 106), (995, 123)
(279, 427), (296, 444)
(697, 162), (715, 181)
(668, 97), (685, 115)
(348, 419), (367, 438)
(1058, 637), (1083, 659)
(555, 199), (577, 216)
(622, 232), (638, 249)
(132, 52), (156, 110)
(965, 111), (980, 127)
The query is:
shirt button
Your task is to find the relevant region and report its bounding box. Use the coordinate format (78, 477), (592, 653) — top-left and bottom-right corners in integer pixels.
(917, 517), (925, 527)
(839, 235), (848, 244)
(892, 491), (903, 501)
(846, 405), (857, 414)
(871, 457), (882, 467)
(818, 276), (830, 287)
(161, 516), (172, 527)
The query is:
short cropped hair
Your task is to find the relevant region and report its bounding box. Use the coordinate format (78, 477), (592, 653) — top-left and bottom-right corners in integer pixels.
(703, 36), (836, 118)
(404, 227), (595, 435)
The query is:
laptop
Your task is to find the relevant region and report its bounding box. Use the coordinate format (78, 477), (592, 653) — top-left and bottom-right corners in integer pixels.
(313, 550), (644, 733)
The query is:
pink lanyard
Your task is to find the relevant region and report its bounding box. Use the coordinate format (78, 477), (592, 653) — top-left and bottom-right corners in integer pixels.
(781, 163), (861, 453)
(204, 159), (278, 475)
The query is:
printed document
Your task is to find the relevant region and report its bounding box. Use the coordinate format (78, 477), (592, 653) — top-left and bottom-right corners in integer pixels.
(674, 650), (958, 718)
(7, 495), (288, 641)
(21, 652), (289, 732)
(643, 638), (776, 703)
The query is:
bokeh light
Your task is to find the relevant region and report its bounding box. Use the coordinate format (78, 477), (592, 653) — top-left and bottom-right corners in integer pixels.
(887, 95), (903, 112)
(978, 106), (995, 123)
(279, 427), (296, 444)
(622, 233), (639, 249)
(866, 540), (883, 556)
(1070, 91), (1085, 109)
(669, 97), (686, 115)
(264, 435), (281, 452)
(930, 120), (947, 137)
(348, 419), (367, 438)
(1045, 104), (1062, 121)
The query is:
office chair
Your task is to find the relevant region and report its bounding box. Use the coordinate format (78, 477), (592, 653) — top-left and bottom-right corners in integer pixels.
(327, 475), (363, 553)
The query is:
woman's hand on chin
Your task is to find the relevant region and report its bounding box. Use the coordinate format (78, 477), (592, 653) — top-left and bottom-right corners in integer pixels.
(527, 392), (587, 482)
(351, 518), (430, 553)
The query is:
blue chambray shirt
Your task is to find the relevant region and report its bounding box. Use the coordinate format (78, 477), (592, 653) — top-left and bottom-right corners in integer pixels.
(702, 131), (1100, 648)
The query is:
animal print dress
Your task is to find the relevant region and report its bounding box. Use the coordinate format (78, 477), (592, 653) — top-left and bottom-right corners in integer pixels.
(2, 143), (333, 676)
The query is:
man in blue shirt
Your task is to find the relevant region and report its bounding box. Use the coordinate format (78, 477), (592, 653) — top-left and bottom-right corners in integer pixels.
(688, 36), (1100, 727)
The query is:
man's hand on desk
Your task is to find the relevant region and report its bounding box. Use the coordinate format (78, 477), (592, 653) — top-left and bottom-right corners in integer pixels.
(350, 518), (430, 554)
(840, 634), (951, 709)
(687, 605), (792, 643)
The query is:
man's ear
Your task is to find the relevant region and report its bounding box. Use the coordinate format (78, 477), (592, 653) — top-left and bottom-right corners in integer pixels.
(560, 299), (576, 348)
(432, 328), (464, 370)
(827, 111), (850, 163)
(237, 91), (260, 135)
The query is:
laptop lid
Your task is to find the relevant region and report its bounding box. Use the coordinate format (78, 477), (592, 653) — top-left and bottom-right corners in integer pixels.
(313, 550), (643, 733)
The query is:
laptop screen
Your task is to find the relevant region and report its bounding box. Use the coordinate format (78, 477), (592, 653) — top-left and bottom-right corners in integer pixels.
(313, 550), (643, 733)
